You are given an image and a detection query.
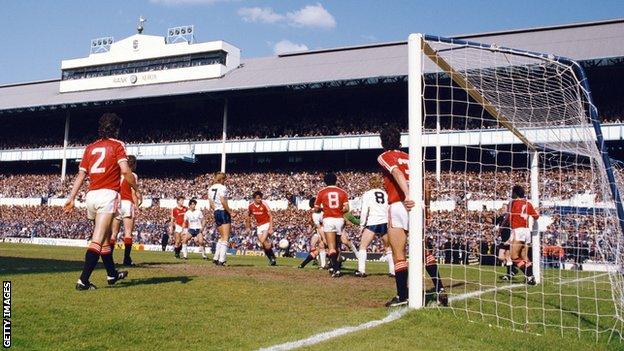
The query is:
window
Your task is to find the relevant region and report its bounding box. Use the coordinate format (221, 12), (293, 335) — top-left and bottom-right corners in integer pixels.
(61, 51), (227, 80)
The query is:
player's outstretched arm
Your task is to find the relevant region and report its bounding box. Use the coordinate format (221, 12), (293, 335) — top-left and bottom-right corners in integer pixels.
(64, 170), (87, 212)
(244, 210), (252, 232)
(221, 196), (232, 214)
(391, 168), (415, 210)
(268, 209), (274, 234)
(120, 160), (142, 204)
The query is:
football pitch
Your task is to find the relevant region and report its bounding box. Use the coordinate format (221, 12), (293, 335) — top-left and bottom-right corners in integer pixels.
(1, 243), (621, 351)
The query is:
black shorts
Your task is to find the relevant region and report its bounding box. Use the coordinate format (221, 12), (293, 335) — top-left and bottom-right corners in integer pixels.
(499, 243), (510, 251)
(365, 224), (388, 236)
(188, 228), (201, 237)
(214, 210), (231, 227)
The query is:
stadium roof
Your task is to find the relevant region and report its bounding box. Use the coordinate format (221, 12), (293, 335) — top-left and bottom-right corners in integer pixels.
(1, 18), (623, 114)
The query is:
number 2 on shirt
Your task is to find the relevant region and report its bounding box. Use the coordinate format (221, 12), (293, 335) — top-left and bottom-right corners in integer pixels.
(90, 147), (106, 174)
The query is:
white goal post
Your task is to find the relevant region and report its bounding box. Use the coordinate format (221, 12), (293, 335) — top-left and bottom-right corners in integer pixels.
(407, 33), (624, 340)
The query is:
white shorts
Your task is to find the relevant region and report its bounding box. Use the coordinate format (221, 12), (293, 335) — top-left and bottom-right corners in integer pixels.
(116, 200), (135, 220)
(174, 224), (184, 234)
(85, 189), (119, 221)
(388, 202), (408, 230)
(512, 228), (531, 242)
(312, 212), (323, 227)
(256, 223), (270, 235)
(322, 217), (345, 233)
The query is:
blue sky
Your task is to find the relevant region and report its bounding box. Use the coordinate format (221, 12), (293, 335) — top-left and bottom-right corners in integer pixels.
(0, 0), (622, 85)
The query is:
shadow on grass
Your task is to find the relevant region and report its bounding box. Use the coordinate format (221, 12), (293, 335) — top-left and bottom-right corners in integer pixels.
(109, 275), (194, 288)
(0, 256), (173, 275)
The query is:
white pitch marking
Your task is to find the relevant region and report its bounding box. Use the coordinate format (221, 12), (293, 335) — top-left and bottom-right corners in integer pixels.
(556, 272), (609, 286)
(258, 282), (530, 351)
(257, 308), (409, 351)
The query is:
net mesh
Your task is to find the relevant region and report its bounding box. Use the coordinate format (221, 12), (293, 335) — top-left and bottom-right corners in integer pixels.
(417, 36), (624, 342)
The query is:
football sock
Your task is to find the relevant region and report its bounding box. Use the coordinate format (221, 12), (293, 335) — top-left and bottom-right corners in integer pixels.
(525, 263), (534, 277)
(319, 250), (327, 268)
(426, 263), (444, 292)
(506, 261), (513, 276)
(349, 242), (358, 257)
(200, 245), (206, 258)
(219, 241), (227, 262)
(123, 237), (133, 262)
(79, 242), (102, 284)
(264, 248), (275, 261)
(101, 242), (117, 277)
(358, 250), (367, 273)
(182, 244), (188, 259)
(110, 237), (117, 254)
(386, 251), (395, 275)
(328, 251), (338, 272)
(395, 260), (408, 301)
(300, 254), (314, 268)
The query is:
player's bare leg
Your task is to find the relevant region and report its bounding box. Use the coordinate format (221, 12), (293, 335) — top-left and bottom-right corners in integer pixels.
(258, 230), (277, 266)
(381, 234), (395, 277)
(101, 224), (128, 286)
(122, 217), (135, 266)
(317, 237), (327, 269)
(386, 226), (408, 306)
(340, 232), (359, 259)
(325, 231), (341, 277)
(511, 240), (535, 285)
(174, 231), (182, 258)
(181, 232), (191, 259)
(317, 227), (328, 268)
(356, 228), (375, 277)
(77, 213), (127, 290)
(111, 218), (122, 256)
(194, 235), (207, 259)
(499, 247), (515, 280)
(215, 223), (231, 265)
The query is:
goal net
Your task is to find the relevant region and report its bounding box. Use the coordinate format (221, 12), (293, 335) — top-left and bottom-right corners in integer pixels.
(407, 33), (624, 342)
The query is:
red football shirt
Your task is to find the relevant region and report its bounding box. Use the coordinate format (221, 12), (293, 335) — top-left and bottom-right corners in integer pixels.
(314, 186), (348, 218)
(248, 201), (271, 226)
(78, 138), (128, 192)
(172, 206), (188, 226)
(120, 173), (138, 202)
(377, 150), (409, 204)
(509, 199), (539, 229)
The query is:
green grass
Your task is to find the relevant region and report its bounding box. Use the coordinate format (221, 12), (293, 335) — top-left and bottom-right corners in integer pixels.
(1, 243), (622, 351)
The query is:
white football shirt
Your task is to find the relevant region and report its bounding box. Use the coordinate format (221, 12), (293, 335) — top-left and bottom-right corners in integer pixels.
(209, 184), (228, 211)
(184, 209), (204, 229)
(360, 188), (389, 226)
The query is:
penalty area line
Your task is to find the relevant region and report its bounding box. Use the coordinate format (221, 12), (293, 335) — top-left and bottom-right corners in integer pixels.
(256, 308), (409, 351)
(258, 282), (531, 351)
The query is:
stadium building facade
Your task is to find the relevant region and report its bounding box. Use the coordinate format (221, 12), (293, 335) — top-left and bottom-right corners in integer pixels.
(1, 18), (624, 191)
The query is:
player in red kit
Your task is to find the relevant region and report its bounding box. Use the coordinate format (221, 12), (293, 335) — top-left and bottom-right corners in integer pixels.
(64, 113), (141, 290)
(170, 196), (188, 259)
(377, 127), (446, 307)
(111, 155), (140, 266)
(245, 191), (277, 266)
(508, 185), (539, 285)
(314, 173), (349, 277)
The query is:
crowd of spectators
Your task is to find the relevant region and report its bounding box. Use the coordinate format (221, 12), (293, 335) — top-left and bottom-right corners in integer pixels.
(1, 202), (612, 265)
(0, 205), (379, 253)
(0, 168), (614, 205)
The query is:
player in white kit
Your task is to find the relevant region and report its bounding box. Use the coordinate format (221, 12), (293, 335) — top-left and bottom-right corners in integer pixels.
(356, 176), (394, 277)
(209, 172), (232, 266)
(182, 198), (207, 260)
(299, 197), (328, 269)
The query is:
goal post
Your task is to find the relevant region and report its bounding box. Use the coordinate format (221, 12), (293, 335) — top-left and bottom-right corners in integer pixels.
(407, 33), (624, 340)
(407, 33), (424, 309)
